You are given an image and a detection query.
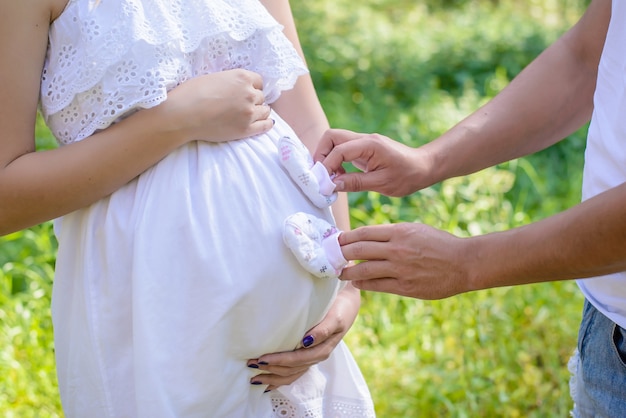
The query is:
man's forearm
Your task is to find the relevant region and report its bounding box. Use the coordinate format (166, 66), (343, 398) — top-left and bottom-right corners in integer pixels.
(423, 0), (610, 185)
(467, 182), (626, 291)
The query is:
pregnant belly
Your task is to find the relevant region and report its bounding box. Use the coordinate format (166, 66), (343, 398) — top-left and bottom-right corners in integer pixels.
(137, 139), (340, 355)
(54, 134), (339, 360)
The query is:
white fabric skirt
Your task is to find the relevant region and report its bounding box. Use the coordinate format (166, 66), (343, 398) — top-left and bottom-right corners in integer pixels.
(51, 112), (374, 417)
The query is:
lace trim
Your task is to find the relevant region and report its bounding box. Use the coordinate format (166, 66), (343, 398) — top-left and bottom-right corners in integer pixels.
(41, 0), (307, 144)
(270, 393), (376, 418)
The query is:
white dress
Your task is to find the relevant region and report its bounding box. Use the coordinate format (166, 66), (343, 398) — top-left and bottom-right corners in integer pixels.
(40, 0), (375, 417)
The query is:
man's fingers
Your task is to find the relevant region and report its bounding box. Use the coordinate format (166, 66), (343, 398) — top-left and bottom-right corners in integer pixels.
(338, 226), (396, 269)
(319, 136), (393, 193)
(339, 259), (399, 282)
(314, 129), (364, 161)
(315, 129), (370, 178)
(321, 142), (372, 181)
(340, 242), (394, 267)
(315, 129), (396, 193)
(332, 170), (392, 193)
(339, 225), (394, 246)
(352, 278), (401, 295)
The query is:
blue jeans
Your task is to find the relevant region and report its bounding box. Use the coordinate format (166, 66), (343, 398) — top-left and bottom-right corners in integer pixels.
(569, 300), (626, 417)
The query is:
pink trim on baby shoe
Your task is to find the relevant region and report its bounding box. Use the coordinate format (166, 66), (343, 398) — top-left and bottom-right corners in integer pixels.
(322, 232), (348, 273)
(311, 161), (337, 196)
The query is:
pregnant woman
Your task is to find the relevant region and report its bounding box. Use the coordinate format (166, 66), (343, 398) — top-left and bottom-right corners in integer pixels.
(0, 0), (374, 416)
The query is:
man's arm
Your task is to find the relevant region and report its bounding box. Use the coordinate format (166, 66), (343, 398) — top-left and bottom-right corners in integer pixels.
(339, 182), (626, 299)
(425, 0), (609, 184)
(316, 0), (610, 196)
(323, 0), (619, 300)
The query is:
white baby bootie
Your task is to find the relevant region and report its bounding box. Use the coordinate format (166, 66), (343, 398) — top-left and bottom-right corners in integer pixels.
(283, 212), (347, 279)
(278, 136), (337, 208)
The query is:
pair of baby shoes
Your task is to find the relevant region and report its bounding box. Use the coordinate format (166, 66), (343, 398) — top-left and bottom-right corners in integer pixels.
(278, 136), (347, 279)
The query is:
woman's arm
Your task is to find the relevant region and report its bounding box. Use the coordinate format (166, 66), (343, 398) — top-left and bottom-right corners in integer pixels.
(0, 1), (272, 236)
(261, 0), (330, 150)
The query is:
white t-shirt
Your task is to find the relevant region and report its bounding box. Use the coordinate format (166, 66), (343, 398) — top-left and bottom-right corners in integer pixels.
(577, 0), (626, 328)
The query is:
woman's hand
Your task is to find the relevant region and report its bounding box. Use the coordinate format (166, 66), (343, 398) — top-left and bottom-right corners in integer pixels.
(159, 69), (274, 144)
(247, 283), (360, 391)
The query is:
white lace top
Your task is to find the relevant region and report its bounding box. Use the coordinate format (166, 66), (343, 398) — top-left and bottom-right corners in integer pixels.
(40, 0), (308, 145)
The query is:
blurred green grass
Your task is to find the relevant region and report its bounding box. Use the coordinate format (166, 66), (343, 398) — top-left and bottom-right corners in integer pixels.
(1, 1), (588, 416)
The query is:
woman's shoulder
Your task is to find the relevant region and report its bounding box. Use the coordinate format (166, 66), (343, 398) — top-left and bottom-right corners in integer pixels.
(0, 0), (65, 21)
(51, 0), (72, 22)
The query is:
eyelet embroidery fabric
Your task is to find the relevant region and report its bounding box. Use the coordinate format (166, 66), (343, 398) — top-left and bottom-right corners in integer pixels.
(271, 393), (376, 418)
(40, 0), (308, 145)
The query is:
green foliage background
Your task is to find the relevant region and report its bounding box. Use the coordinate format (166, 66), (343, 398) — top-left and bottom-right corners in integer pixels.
(1, 0), (590, 416)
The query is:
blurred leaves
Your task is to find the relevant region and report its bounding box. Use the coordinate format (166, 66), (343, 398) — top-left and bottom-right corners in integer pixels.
(1, 224), (60, 417)
(293, 1), (587, 416)
(1, 1), (589, 416)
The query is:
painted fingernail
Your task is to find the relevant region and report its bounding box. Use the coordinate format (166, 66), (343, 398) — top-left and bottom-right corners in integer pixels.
(271, 118), (276, 126)
(302, 335), (315, 348)
(258, 361), (269, 365)
(251, 380), (263, 385)
(248, 363), (259, 369)
(264, 389), (271, 393)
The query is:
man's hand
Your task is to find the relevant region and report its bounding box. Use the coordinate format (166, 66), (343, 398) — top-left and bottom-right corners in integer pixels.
(338, 223), (474, 300)
(314, 129), (432, 197)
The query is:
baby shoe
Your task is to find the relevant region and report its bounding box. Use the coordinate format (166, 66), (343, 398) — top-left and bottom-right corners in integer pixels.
(283, 212), (347, 279)
(278, 136), (337, 208)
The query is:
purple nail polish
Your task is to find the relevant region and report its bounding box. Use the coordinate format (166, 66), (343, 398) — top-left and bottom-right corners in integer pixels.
(251, 380), (263, 385)
(302, 335), (314, 348)
(264, 389), (271, 393)
(248, 363), (259, 369)
(258, 361), (269, 365)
